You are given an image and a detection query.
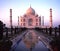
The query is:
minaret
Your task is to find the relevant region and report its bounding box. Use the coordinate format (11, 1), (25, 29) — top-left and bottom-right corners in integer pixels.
(39, 16), (41, 26)
(10, 9), (12, 28)
(42, 16), (44, 26)
(50, 8), (52, 27)
(18, 16), (19, 26)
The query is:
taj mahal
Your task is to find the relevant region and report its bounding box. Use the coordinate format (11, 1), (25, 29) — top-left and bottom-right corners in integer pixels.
(10, 6), (52, 28)
(20, 6), (41, 28)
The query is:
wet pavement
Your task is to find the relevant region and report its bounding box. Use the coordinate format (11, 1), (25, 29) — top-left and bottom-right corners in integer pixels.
(10, 30), (49, 51)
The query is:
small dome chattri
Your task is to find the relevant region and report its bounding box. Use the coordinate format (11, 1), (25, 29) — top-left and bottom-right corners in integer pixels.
(26, 6), (35, 15)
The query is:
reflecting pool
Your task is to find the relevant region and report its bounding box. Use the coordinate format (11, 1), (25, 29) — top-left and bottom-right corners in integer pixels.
(10, 30), (49, 51)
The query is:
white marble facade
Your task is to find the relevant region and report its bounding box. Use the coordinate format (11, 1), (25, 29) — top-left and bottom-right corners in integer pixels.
(20, 6), (41, 28)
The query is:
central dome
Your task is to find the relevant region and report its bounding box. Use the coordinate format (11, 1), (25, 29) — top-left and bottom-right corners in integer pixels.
(26, 6), (35, 15)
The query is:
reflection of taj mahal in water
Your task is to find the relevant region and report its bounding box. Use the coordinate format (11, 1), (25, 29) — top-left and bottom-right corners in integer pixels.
(19, 6), (52, 28)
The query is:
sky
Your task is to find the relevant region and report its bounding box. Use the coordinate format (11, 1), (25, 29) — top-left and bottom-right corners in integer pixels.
(0, 0), (60, 27)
